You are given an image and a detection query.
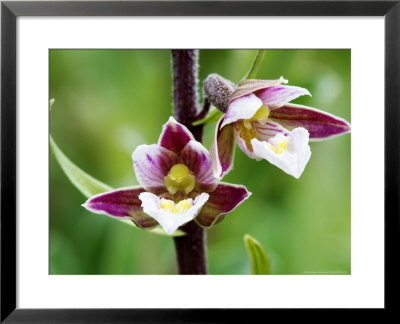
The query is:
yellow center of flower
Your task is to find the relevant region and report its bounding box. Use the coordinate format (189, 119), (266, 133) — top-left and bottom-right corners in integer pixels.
(249, 105), (270, 123)
(160, 198), (192, 214)
(269, 138), (289, 154)
(164, 164), (195, 195)
(239, 105), (270, 151)
(238, 122), (257, 150)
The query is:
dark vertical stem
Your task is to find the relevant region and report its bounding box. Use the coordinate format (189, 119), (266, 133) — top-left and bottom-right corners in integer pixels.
(171, 49), (208, 274)
(173, 222), (207, 274)
(172, 49), (204, 141)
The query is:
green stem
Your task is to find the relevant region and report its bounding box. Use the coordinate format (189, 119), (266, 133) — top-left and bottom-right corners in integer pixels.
(245, 50), (267, 79)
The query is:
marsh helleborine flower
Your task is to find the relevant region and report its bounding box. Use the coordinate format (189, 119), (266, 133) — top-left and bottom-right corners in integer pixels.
(206, 75), (351, 179)
(83, 117), (250, 235)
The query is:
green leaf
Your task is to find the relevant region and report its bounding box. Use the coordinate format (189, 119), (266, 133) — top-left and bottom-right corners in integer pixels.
(50, 135), (183, 236)
(192, 107), (223, 126)
(50, 135), (113, 197)
(244, 234), (271, 274)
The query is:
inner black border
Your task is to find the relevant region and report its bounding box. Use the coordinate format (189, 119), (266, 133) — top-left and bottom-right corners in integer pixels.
(1, 1), (399, 322)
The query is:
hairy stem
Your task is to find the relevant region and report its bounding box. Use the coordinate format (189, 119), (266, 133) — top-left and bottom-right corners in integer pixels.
(172, 49), (204, 141)
(171, 49), (208, 274)
(173, 221), (207, 274)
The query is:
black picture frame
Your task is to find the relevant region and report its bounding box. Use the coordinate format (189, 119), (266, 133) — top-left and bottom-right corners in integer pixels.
(1, 0), (399, 321)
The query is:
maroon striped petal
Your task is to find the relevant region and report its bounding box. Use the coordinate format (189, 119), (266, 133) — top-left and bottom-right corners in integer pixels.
(254, 120), (290, 142)
(158, 116), (195, 154)
(211, 116), (235, 178)
(83, 187), (159, 229)
(181, 140), (219, 192)
(195, 183), (251, 227)
(269, 103), (351, 140)
(255, 85), (311, 110)
(132, 144), (177, 192)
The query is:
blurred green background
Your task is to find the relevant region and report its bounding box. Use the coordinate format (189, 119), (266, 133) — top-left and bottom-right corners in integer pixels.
(50, 49), (351, 275)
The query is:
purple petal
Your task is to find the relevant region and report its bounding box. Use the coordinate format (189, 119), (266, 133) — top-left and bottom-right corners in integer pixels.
(211, 116), (235, 178)
(158, 116), (195, 154)
(195, 183), (251, 227)
(230, 77), (288, 101)
(181, 140), (219, 192)
(83, 187), (159, 229)
(221, 94), (263, 127)
(255, 85), (311, 110)
(132, 144), (178, 192)
(253, 120), (290, 142)
(269, 103), (351, 140)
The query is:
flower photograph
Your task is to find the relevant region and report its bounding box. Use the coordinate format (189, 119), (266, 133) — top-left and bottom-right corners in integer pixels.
(50, 49), (351, 275)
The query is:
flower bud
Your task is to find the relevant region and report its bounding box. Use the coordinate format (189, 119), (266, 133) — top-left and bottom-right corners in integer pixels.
(203, 73), (236, 112)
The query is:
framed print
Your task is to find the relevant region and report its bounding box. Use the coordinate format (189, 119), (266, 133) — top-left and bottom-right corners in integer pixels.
(1, 0), (399, 321)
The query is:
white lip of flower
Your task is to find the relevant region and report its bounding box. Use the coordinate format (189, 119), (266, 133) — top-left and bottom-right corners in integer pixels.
(138, 192), (209, 235)
(250, 128), (312, 179)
